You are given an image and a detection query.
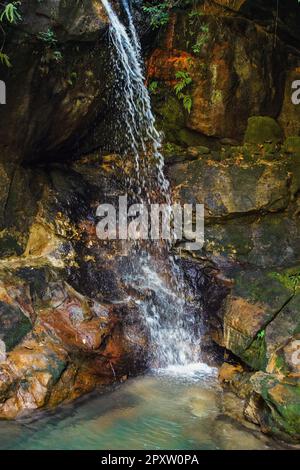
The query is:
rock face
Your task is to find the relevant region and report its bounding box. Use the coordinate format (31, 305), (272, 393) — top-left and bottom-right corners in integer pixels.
(150, 6), (300, 440)
(0, 154), (148, 418)
(148, 0), (300, 143)
(0, 0), (113, 166)
(168, 116), (300, 441)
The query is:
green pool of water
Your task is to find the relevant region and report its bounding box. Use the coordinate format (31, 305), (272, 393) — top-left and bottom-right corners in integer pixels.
(0, 364), (285, 450)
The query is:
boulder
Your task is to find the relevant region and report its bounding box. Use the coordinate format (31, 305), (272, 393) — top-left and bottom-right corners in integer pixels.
(244, 117), (284, 144)
(170, 157), (290, 221)
(169, 141), (300, 269)
(250, 373), (300, 441)
(220, 365), (300, 442)
(222, 269), (294, 369)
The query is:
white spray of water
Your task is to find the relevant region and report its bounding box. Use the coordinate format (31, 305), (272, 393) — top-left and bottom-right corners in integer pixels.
(101, 0), (201, 369)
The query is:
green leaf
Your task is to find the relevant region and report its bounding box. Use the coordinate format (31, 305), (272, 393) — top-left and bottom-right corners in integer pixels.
(0, 52), (12, 67)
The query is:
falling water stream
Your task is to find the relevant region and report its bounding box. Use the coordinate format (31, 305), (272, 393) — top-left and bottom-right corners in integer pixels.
(101, 0), (201, 369)
(102, 0), (169, 200)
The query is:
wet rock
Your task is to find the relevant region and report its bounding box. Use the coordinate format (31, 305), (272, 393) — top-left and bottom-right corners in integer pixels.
(222, 269), (293, 368)
(216, 267), (300, 442)
(0, 275), (148, 419)
(0, 302), (32, 352)
(221, 391), (252, 427)
(265, 292), (300, 376)
(0, 155), (149, 418)
(20, 0), (109, 40)
(219, 363), (244, 384)
(250, 372), (300, 442)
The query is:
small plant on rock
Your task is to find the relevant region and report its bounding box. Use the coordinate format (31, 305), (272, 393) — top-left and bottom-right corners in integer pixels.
(0, 1), (22, 67)
(174, 70), (193, 113)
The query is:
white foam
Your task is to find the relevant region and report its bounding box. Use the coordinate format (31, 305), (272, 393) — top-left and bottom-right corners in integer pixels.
(155, 362), (218, 381)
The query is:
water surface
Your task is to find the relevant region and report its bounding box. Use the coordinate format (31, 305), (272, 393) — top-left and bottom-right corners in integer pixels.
(0, 365), (285, 450)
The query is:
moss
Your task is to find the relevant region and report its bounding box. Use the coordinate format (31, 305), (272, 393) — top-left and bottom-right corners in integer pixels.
(261, 143), (281, 161)
(242, 332), (268, 371)
(205, 220), (254, 257)
(234, 270), (291, 309)
(195, 145), (210, 155)
(270, 268), (300, 293)
(211, 89), (223, 105)
(154, 93), (185, 132)
(283, 136), (300, 155)
(274, 353), (290, 375)
(244, 116), (283, 144)
(178, 128), (211, 147)
(0, 301), (32, 351)
(261, 381), (300, 437)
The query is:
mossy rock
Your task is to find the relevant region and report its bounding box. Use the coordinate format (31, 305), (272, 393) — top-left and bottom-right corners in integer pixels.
(244, 116), (283, 144)
(154, 94), (185, 143)
(247, 214), (300, 269)
(157, 95), (185, 129)
(205, 218), (254, 258)
(223, 269), (293, 369)
(178, 128), (212, 148)
(0, 301), (32, 351)
(233, 269), (292, 311)
(283, 136), (300, 155)
(242, 333), (268, 371)
(251, 373), (300, 440)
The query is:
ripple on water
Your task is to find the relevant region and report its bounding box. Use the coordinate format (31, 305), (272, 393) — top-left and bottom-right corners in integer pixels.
(0, 371), (287, 450)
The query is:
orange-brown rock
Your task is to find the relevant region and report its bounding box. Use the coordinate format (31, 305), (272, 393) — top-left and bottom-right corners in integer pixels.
(0, 275), (148, 419)
(219, 363), (244, 383)
(148, 5), (286, 141)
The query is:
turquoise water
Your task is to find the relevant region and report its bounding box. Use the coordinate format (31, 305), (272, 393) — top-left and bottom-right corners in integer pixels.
(0, 365), (285, 450)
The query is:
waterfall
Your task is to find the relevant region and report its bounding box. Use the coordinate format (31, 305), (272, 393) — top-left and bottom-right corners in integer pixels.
(102, 0), (169, 201)
(101, 0), (201, 368)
